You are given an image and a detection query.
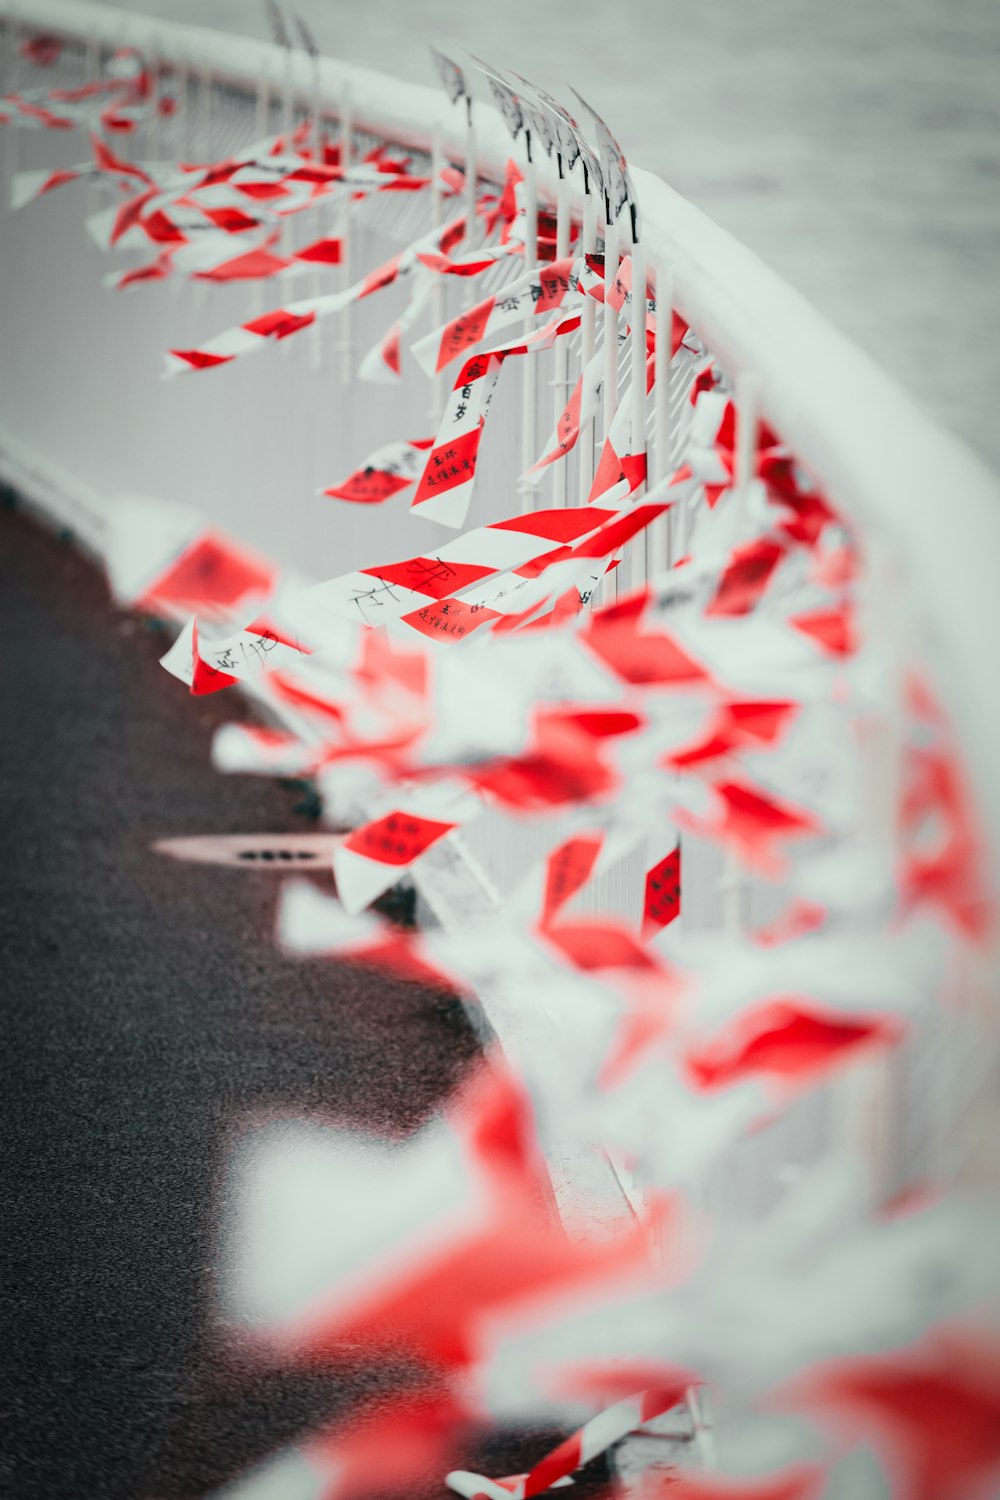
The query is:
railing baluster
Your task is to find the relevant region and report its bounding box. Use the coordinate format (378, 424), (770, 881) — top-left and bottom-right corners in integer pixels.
(651, 259), (674, 573)
(463, 106), (477, 267)
(578, 186), (598, 508)
(550, 158), (572, 507)
(308, 40), (324, 371)
(338, 80), (353, 383)
(721, 368), (761, 936)
(519, 134), (538, 512)
(430, 120), (446, 422)
(600, 211), (620, 601)
(628, 235), (647, 590)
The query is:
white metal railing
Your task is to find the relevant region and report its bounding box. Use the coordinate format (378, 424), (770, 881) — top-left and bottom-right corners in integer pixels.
(2, 2), (999, 1492)
(2, 1), (997, 850)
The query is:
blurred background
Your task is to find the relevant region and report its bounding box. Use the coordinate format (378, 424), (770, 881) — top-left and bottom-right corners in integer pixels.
(87, 0), (1000, 477)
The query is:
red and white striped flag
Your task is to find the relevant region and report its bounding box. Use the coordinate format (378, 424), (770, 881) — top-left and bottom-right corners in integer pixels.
(447, 1385), (689, 1498)
(321, 438), (434, 504)
(410, 314), (583, 528)
(412, 254), (601, 377)
(162, 213), (474, 376)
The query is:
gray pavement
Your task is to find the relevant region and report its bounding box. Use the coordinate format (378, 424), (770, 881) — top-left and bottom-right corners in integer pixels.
(0, 503), (597, 1498)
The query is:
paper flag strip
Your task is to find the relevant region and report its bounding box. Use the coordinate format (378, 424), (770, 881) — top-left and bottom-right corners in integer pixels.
(321, 438), (434, 504)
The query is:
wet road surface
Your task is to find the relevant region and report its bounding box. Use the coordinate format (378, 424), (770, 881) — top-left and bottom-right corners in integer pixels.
(0, 502), (601, 1498)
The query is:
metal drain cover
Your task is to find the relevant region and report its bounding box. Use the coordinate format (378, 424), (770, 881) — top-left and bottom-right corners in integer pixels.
(152, 833), (343, 869)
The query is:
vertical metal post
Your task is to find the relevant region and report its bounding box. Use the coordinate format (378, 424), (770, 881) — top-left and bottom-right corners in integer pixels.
(0, 10), (8, 122)
(338, 80), (353, 383)
(147, 36), (163, 162)
(250, 61), (269, 317)
(254, 54), (270, 144)
(839, 524), (909, 1208)
(602, 214), (620, 434)
(519, 132), (538, 512)
(309, 51), (325, 371)
(650, 259), (674, 574)
(279, 50), (293, 271)
(599, 210), (620, 602)
(734, 369), (761, 507)
(463, 102), (477, 250)
(463, 108), (478, 308)
(551, 158), (572, 506)
(430, 121), (446, 421)
(311, 56), (322, 160)
(0, 8), (11, 95)
(281, 41), (293, 138)
(85, 31), (99, 85)
(195, 67), (213, 312)
(201, 64), (213, 158)
(628, 236), (647, 589)
(3, 6), (21, 184)
(177, 51), (190, 162)
(84, 33), (102, 216)
(721, 369), (761, 937)
(116, 23), (133, 166)
(577, 185), (598, 506)
(166, 54), (188, 299)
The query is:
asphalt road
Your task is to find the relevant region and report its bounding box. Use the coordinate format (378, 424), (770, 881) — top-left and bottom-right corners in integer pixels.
(0, 503), (600, 1499)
